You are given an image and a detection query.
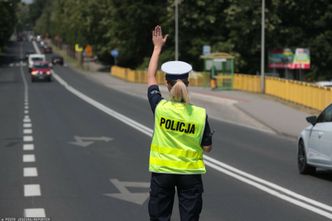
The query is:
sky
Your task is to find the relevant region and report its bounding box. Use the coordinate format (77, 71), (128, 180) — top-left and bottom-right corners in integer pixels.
(22, 0), (33, 4)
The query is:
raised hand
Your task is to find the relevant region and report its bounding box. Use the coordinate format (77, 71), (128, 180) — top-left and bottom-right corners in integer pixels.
(152, 25), (168, 49)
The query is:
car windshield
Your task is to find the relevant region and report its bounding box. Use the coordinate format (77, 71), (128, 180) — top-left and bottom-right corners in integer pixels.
(33, 63), (49, 68)
(32, 57), (44, 62)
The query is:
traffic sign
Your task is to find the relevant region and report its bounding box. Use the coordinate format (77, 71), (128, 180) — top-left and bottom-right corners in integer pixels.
(75, 43), (83, 52)
(203, 45), (211, 55)
(111, 49), (119, 58)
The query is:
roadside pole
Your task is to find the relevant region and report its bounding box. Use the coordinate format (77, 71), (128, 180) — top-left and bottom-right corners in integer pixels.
(260, 0), (265, 93)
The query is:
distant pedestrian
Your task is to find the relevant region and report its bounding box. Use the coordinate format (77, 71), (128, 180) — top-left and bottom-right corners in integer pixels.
(147, 25), (213, 221)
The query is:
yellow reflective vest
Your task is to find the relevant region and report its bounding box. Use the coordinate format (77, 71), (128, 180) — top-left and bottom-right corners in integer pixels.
(149, 99), (206, 174)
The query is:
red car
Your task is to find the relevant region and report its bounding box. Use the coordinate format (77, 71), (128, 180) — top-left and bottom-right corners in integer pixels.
(30, 61), (52, 82)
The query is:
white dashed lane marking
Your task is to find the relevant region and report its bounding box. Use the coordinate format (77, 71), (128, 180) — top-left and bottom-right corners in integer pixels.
(21, 43), (47, 217)
(23, 136), (33, 142)
(23, 129), (33, 134)
(23, 118), (31, 123)
(23, 154), (36, 163)
(24, 184), (41, 197)
(23, 144), (34, 151)
(24, 167), (38, 177)
(23, 123), (32, 128)
(24, 208), (46, 218)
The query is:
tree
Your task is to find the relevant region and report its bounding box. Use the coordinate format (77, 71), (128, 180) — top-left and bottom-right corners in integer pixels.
(0, 0), (18, 49)
(27, 0), (332, 80)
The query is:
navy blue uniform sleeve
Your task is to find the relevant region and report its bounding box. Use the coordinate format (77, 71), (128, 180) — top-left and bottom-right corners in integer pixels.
(201, 115), (212, 146)
(147, 85), (163, 114)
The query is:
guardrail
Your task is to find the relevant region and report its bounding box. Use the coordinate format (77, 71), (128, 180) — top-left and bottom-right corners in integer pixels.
(111, 66), (209, 86)
(265, 77), (332, 111)
(111, 66), (332, 111)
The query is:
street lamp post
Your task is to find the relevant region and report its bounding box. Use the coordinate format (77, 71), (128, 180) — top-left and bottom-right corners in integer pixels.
(260, 0), (265, 93)
(175, 0), (179, 60)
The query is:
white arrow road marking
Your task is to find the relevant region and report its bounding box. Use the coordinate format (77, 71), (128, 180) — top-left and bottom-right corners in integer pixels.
(104, 179), (150, 205)
(69, 136), (113, 147)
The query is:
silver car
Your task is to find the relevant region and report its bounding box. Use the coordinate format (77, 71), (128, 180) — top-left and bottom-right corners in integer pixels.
(298, 103), (332, 174)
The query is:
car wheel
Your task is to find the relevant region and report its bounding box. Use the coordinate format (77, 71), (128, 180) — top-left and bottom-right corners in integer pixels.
(298, 140), (315, 174)
(31, 77), (35, 82)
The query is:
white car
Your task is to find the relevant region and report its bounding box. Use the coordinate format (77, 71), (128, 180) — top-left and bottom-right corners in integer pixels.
(315, 81), (332, 88)
(28, 54), (46, 72)
(298, 103), (332, 174)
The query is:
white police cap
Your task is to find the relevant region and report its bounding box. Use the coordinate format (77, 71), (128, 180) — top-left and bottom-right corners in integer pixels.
(161, 61), (192, 80)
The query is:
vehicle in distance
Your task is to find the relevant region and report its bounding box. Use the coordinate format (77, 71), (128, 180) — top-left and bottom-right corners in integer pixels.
(42, 45), (53, 54)
(315, 81), (332, 88)
(30, 61), (52, 82)
(298, 103), (332, 174)
(51, 55), (64, 65)
(28, 54), (46, 72)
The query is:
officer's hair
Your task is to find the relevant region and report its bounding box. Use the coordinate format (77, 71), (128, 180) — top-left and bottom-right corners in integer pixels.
(167, 79), (190, 103)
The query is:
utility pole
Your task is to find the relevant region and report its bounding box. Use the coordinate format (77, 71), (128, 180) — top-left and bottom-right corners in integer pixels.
(260, 0), (265, 93)
(175, 0), (179, 60)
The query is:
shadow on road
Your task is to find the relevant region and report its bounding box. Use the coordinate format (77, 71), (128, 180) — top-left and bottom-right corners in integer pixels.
(313, 169), (332, 182)
(0, 41), (20, 67)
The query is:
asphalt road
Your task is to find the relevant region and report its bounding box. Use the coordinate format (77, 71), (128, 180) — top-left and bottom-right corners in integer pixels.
(0, 41), (332, 220)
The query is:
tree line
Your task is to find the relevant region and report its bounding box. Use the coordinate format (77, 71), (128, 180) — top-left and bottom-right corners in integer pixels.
(0, 0), (19, 51)
(19, 0), (332, 80)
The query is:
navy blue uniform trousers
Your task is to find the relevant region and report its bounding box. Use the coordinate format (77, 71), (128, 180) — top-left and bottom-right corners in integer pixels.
(148, 173), (203, 221)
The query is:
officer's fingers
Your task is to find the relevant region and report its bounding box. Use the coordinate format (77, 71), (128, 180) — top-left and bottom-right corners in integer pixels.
(155, 25), (161, 36)
(153, 28), (158, 38)
(163, 34), (168, 42)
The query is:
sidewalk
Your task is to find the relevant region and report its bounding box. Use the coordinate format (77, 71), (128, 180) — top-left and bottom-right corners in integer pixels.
(72, 67), (316, 139)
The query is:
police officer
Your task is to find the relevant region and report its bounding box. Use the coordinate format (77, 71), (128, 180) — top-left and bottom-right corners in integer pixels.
(147, 25), (213, 221)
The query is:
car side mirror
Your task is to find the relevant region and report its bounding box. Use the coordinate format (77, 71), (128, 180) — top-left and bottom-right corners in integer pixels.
(306, 116), (317, 125)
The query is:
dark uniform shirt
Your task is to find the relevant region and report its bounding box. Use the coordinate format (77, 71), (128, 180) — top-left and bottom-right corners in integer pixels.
(148, 85), (212, 146)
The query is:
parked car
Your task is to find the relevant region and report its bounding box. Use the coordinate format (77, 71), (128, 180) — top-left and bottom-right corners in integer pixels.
(298, 103), (332, 174)
(315, 81), (332, 88)
(30, 61), (52, 82)
(28, 54), (46, 72)
(51, 55), (64, 65)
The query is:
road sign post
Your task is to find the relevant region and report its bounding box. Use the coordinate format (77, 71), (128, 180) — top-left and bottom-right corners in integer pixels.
(111, 49), (119, 65)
